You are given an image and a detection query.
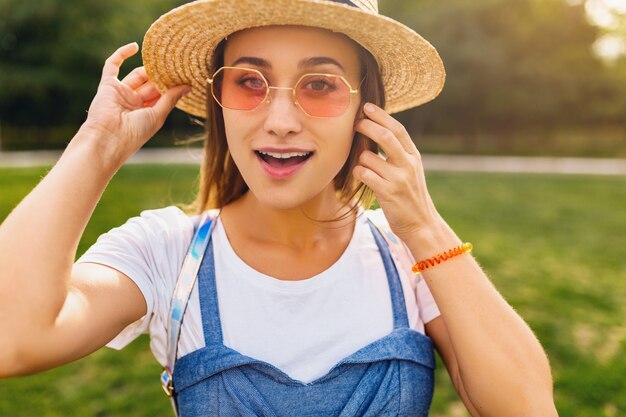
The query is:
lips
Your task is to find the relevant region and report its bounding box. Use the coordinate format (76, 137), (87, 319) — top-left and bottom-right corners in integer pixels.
(254, 149), (314, 179)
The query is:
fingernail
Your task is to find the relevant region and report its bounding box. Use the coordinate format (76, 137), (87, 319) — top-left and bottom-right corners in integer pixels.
(364, 103), (376, 113)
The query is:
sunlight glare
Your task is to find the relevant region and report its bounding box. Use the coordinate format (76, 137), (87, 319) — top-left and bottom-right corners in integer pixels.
(593, 35), (626, 61)
(586, 0), (619, 28)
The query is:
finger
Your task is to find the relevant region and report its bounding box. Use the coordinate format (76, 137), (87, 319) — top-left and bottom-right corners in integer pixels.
(362, 103), (418, 156)
(358, 149), (390, 179)
(101, 42), (139, 80)
(144, 97), (160, 108)
(353, 165), (388, 192)
(136, 82), (162, 103)
(150, 84), (191, 123)
(121, 66), (148, 90)
(355, 118), (407, 165)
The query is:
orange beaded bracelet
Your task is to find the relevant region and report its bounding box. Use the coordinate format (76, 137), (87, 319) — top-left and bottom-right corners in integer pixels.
(412, 242), (473, 274)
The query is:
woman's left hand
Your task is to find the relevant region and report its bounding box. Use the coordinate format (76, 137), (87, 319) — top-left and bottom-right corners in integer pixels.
(353, 102), (441, 241)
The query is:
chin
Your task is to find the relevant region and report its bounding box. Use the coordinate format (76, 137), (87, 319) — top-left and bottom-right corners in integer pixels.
(248, 180), (337, 211)
(253, 190), (312, 211)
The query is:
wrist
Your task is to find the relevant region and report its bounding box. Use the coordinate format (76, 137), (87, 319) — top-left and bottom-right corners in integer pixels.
(400, 218), (464, 262)
(69, 125), (127, 173)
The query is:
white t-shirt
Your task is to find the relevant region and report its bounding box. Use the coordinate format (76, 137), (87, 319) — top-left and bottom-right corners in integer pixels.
(76, 206), (440, 384)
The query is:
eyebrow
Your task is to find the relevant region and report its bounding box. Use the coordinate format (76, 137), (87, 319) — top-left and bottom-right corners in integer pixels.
(230, 56), (346, 72)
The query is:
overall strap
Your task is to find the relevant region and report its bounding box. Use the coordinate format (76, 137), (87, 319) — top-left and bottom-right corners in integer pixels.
(160, 209), (220, 413)
(364, 211), (421, 284)
(197, 237), (224, 345)
(367, 220), (410, 329)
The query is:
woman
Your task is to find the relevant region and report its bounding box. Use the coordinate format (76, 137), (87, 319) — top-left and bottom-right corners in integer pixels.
(0, 0), (558, 416)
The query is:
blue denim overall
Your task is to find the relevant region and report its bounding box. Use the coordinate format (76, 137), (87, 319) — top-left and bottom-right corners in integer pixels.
(171, 221), (435, 416)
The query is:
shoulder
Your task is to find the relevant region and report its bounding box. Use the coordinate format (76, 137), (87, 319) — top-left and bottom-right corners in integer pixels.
(79, 206), (200, 266)
(361, 208), (402, 249)
(102, 206), (198, 243)
(126, 205), (198, 231)
(362, 207), (442, 327)
(362, 207), (387, 227)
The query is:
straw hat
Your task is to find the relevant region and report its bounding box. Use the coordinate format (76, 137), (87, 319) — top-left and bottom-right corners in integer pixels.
(142, 0), (445, 117)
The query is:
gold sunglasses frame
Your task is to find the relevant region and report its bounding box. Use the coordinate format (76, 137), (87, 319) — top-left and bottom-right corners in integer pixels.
(207, 66), (364, 118)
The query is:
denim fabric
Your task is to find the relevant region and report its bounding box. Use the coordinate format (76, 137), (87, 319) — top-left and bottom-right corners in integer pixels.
(173, 220), (435, 416)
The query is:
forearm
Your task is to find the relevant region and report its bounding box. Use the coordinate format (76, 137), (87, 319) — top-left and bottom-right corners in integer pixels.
(0, 128), (120, 341)
(404, 217), (555, 415)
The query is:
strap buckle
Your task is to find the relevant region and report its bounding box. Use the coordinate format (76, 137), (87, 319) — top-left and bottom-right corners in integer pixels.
(160, 368), (174, 397)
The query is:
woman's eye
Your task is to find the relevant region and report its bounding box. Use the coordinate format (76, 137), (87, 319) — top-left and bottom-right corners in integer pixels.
(303, 78), (336, 92)
(311, 81), (328, 90)
(239, 77), (265, 90)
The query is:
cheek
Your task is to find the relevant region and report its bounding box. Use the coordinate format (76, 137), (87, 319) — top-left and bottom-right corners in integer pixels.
(338, 126), (357, 157)
(316, 122), (356, 174)
(223, 112), (241, 143)
(223, 112), (251, 161)
(326, 110), (360, 156)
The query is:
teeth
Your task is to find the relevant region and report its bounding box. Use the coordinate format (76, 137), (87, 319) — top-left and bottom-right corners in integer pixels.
(258, 150), (312, 159)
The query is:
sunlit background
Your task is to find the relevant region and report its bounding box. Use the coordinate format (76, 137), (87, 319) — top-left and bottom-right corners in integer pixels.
(0, 0), (625, 157)
(0, 1), (624, 417)
(585, 0), (626, 60)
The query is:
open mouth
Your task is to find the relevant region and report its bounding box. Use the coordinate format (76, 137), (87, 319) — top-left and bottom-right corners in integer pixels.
(255, 150), (314, 168)
(254, 150), (315, 179)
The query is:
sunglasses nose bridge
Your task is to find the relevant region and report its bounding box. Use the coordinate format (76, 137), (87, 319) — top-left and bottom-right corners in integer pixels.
(265, 85), (298, 105)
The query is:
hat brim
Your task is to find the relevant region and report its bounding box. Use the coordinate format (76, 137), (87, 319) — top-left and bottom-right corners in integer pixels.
(142, 0), (446, 117)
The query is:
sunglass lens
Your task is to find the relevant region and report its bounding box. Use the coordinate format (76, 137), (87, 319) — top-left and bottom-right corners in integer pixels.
(296, 75), (351, 117)
(213, 68), (267, 111)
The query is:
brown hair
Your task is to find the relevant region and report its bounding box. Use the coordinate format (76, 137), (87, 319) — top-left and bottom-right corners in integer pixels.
(186, 35), (385, 218)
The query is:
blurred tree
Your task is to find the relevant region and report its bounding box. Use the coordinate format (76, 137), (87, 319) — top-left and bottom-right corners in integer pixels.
(380, 0), (626, 148)
(0, 0), (186, 129)
(0, 0), (624, 153)
(585, 0), (626, 62)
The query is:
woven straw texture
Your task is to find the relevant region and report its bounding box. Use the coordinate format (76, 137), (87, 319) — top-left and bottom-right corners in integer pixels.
(142, 0), (445, 117)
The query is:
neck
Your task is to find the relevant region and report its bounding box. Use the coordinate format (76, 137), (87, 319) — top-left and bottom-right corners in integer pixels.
(225, 187), (356, 250)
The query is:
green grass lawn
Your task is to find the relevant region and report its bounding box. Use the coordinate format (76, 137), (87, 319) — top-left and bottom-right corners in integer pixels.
(0, 164), (624, 417)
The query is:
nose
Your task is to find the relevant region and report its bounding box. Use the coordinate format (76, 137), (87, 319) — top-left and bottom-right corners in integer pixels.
(262, 87), (302, 138)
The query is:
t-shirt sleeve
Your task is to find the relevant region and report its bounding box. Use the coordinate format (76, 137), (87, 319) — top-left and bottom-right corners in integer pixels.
(415, 277), (440, 323)
(75, 206), (195, 350)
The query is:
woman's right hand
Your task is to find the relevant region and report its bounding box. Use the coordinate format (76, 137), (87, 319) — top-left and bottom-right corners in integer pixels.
(81, 42), (191, 165)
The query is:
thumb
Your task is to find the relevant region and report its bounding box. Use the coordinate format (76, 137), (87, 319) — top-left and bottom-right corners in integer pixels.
(152, 84), (192, 122)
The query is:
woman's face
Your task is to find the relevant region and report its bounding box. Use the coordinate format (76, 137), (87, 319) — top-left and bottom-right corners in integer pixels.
(221, 25), (362, 210)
